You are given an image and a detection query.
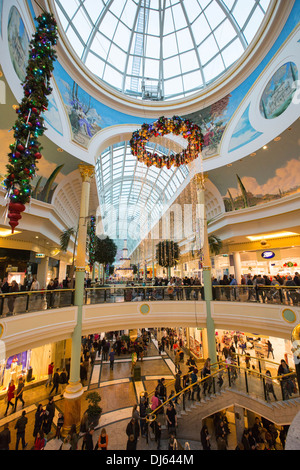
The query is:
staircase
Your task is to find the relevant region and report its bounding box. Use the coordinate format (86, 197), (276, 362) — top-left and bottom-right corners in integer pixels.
(170, 388), (300, 441)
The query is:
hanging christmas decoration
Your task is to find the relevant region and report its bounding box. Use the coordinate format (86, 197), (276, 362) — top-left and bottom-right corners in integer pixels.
(156, 240), (180, 268)
(87, 215), (96, 271)
(4, 11), (58, 232)
(130, 116), (203, 169)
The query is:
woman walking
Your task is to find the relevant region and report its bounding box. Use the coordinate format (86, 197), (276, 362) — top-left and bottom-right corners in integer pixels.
(4, 380), (15, 416)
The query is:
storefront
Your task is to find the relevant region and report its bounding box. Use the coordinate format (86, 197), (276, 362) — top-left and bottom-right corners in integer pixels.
(215, 329), (295, 369)
(0, 248), (38, 282)
(212, 247), (300, 280)
(188, 327), (204, 359)
(0, 339), (71, 396)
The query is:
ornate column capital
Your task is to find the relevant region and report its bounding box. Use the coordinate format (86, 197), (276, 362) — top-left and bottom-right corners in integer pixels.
(78, 164), (94, 182)
(194, 172), (208, 190)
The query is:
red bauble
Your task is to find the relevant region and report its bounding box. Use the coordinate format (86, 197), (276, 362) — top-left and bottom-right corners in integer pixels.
(35, 152), (42, 159)
(32, 107), (39, 114)
(15, 151), (21, 158)
(17, 144), (25, 152)
(8, 202), (26, 233)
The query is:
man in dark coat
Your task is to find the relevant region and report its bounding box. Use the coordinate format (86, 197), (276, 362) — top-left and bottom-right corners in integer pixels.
(0, 423), (11, 450)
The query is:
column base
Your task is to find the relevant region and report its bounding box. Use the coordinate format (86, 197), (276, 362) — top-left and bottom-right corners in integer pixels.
(61, 381), (84, 437)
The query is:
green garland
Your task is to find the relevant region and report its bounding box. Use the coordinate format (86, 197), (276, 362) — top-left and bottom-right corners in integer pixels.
(88, 216), (96, 270)
(130, 116), (203, 169)
(4, 12), (58, 231)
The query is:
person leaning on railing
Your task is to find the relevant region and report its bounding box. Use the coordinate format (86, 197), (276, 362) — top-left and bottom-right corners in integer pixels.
(277, 359), (296, 400)
(7, 280), (19, 316)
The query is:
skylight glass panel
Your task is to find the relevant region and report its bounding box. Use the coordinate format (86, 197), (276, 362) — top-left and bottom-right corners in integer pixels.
(222, 38), (244, 68)
(95, 141), (192, 253)
(232, 0), (256, 30)
(144, 59), (160, 79)
(204, 2), (226, 30)
(66, 28), (84, 57)
(163, 33), (179, 58)
(55, 0), (271, 100)
(179, 50), (198, 73)
(243, 6), (265, 44)
(214, 19), (236, 49)
(109, 0), (126, 17)
(108, 44), (127, 71)
(183, 70), (203, 91)
(145, 36), (160, 59)
(91, 33), (111, 58)
(198, 35), (219, 66)
(176, 29), (194, 54)
(204, 55), (225, 82)
(148, 9), (160, 36)
(164, 56), (181, 79)
(72, 9), (92, 43)
(114, 23), (132, 52)
(260, 0), (271, 12)
(163, 7), (176, 35)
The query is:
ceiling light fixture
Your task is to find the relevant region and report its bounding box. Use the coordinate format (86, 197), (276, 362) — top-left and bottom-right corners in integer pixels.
(0, 228), (21, 237)
(247, 231), (298, 242)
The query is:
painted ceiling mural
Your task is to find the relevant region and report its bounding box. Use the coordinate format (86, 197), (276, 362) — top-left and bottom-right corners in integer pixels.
(53, 60), (153, 149)
(259, 61), (298, 120)
(7, 5), (29, 82)
(208, 128), (300, 213)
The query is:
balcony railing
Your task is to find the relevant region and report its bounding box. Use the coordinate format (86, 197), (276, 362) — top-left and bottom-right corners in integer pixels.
(144, 357), (300, 432)
(0, 285), (299, 317)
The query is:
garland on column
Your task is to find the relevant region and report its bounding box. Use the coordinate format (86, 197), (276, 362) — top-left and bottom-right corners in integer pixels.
(87, 215), (96, 271)
(4, 12), (58, 232)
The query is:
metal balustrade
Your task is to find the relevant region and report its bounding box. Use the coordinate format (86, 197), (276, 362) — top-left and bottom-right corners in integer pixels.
(0, 284), (299, 316)
(145, 358), (300, 428)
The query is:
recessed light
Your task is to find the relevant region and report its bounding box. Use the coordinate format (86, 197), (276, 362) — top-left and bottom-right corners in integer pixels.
(250, 152), (256, 156)
(227, 163), (232, 167)
(35, 236), (39, 239)
(247, 232), (298, 241)
(57, 148), (64, 153)
(274, 136), (281, 142)
(0, 228), (21, 237)
(263, 146), (268, 150)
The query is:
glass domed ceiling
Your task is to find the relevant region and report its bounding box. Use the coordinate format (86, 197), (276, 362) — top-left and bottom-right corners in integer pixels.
(54, 0), (271, 101)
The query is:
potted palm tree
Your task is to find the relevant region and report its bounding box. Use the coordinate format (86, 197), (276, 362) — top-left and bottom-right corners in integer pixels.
(85, 391), (102, 428)
(60, 226), (78, 280)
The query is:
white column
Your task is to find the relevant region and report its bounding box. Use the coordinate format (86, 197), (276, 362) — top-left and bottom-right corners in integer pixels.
(234, 405), (245, 445)
(58, 261), (67, 283)
(233, 252), (242, 284)
(37, 256), (49, 289)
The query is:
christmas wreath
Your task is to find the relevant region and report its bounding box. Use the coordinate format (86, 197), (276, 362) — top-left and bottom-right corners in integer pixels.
(130, 116), (203, 169)
(4, 11), (58, 232)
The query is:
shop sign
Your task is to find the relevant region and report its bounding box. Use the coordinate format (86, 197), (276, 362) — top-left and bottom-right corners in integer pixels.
(261, 251), (275, 259)
(36, 253), (45, 259)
